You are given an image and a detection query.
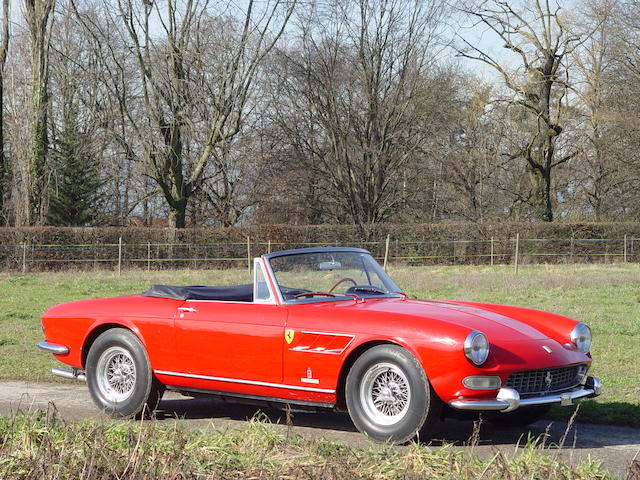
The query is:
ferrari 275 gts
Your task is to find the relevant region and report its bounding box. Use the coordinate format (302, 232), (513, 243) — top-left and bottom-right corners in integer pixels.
(38, 247), (601, 443)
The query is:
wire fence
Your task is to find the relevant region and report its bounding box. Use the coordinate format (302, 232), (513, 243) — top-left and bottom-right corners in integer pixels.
(1, 235), (638, 273)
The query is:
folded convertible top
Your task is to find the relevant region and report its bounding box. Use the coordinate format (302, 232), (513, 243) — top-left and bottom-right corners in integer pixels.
(141, 284), (254, 302)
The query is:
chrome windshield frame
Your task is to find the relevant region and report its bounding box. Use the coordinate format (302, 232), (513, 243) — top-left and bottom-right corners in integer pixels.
(263, 247), (401, 305)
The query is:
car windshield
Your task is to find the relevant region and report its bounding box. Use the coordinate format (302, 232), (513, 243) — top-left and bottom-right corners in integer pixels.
(268, 250), (401, 302)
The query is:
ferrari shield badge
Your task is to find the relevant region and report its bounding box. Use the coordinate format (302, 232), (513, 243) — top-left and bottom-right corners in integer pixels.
(284, 329), (295, 344)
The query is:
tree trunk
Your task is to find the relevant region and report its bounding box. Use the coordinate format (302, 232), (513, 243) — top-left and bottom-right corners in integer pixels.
(0, 0), (9, 225)
(168, 199), (187, 228)
(24, 0), (54, 226)
(543, 168), (553, 222)
(0, 79), (5, 223)
(29, 83), (48, 224)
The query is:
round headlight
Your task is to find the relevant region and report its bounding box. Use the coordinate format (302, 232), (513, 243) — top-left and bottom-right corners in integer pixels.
(571, 322), (592, 353)
(464, 330), (490, 365)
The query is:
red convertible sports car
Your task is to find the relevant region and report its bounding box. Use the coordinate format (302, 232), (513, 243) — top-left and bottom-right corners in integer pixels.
(38, 247), (601, 443)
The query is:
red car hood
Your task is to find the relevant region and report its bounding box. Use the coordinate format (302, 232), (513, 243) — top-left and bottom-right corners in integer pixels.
(341, 297), (563, 343)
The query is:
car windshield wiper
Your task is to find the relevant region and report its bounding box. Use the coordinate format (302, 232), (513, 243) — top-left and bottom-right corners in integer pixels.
(351, 286), (388, 295)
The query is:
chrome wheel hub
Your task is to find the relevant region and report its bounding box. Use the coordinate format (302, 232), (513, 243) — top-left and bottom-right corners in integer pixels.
(360, 362), (410, 426)
(96, 346), (136, 403)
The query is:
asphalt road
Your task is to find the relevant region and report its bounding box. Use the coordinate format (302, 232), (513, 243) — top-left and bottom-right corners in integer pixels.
(0, 380), (638, 478)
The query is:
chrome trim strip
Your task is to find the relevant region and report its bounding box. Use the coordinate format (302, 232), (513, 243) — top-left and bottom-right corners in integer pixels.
(253, 257), (278, 305)
(448, 379), (600, 412)
(301, 330), (354, 338)
(290, 347), (347, 355)
(300, 378), (320, 384)
(262, 255), (285, 304)
(154, 370), (335, 394)
(37, 341), (69, 355)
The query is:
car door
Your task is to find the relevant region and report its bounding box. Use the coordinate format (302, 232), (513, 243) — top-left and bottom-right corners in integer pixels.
(173, 301), (285, 383)
(171, 261), (285, 385)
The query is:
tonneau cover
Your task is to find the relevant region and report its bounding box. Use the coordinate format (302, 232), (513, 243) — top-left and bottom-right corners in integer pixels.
(141, 284), (253, 302)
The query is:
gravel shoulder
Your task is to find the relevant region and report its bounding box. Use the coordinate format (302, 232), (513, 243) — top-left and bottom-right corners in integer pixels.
(1, 380), (638, 478)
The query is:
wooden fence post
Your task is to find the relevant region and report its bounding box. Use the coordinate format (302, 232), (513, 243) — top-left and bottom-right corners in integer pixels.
(147, 242), (151, 272)
(490, 237), (494, 266)
(570, 236), (575, 258)
(247, 236), (251, 272)
(624, 235), (628, 263)
(118, 237), (122, 276)
(93, 239), (98, 271)
(267, 240), (272, 254)
(514, 233), (520, 274)
(383, 234), (391, 271)
(22, 242), (27, 274)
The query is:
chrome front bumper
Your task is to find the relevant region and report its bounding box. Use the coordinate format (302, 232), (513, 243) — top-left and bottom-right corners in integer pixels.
(449, 376), (602, 413)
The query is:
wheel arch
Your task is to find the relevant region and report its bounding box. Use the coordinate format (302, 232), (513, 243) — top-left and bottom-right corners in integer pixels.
(81, 322), (142, 368)
(335, 340), (400, 411)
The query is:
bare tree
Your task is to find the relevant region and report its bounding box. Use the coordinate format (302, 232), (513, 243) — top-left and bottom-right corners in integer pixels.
(568, 0), (639, 220)
(273, 0), (448, 226)
(436, 80), (507, 221)
(72, 0), (296, 228)
(23, 0), (55, 225)
(0, 0), (9, 224)
(457, 0), (586, 221)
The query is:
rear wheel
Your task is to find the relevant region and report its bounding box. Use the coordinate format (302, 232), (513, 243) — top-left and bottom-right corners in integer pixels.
(345, 345), (441, 444)
(86, 328), (163, 418)
(488, 405), (551, 427)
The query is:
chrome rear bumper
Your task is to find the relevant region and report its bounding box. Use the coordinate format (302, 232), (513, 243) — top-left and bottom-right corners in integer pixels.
(449, 376), (602, 412)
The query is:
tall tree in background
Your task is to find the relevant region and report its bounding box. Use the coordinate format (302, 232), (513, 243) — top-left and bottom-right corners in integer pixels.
(570, 0), (638, 220)
(48, 106), (102, 226)
(0, 0), (9, 224)
(73, 0), (296, 228)
(458, 0), (583, 221)
(274, 0), (448, 226)
(24, 0), (55, 225)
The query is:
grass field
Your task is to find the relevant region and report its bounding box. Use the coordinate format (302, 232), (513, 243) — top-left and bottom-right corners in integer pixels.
(0, 264), (638, 427)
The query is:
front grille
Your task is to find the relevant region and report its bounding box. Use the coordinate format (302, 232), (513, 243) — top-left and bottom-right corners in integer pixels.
(506, 365), (583, 396)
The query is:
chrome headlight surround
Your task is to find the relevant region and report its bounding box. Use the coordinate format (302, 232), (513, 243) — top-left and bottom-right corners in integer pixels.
(571, 322), (592, 353)
(464, 330), (490, 366)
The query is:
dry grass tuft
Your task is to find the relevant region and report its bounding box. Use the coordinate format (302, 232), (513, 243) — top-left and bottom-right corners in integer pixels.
(0, 407), (617, 479)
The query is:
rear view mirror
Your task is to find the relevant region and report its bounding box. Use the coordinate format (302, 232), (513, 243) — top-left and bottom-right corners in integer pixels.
(319, 260), (342, 271)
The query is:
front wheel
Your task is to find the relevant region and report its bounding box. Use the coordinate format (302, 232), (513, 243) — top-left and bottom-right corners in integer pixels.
(345, 345), (441, 443)
(86, 328), (163, 418)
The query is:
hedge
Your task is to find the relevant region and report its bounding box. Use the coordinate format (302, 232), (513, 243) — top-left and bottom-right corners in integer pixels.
(0, 222), (639, 271)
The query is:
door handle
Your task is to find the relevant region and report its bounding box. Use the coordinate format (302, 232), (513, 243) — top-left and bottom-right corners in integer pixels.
(178, 307), (197, 313)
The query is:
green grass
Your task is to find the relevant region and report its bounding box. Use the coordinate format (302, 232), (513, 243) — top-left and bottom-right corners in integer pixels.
(0, 409), (613, 479)
(0, 264), (638, 427)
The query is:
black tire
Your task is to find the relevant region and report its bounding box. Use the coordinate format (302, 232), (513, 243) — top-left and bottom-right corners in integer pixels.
(345, 345), (441, 444)
(487, 405), (551, 428)
(86, 328), (163, 418)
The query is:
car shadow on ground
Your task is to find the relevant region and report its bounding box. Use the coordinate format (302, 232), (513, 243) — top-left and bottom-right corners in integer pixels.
(155, 397), (640, 450)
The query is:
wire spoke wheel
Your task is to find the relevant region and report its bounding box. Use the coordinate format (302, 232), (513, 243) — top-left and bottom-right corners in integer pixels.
(96, 346), (137, 403)
(360, 362), (411, 426)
